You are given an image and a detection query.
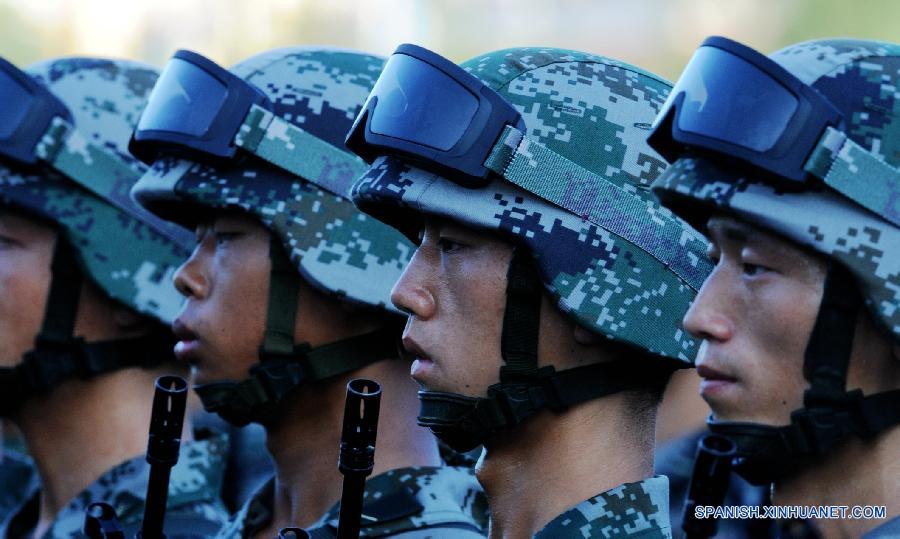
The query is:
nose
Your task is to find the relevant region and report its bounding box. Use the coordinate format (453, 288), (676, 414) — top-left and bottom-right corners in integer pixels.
(390, 248), (436, 320)
(683, 265), (735, 343)
(173, 245), (209, 300)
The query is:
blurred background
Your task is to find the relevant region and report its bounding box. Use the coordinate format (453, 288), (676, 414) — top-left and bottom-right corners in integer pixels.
(1, 0), (898, 81)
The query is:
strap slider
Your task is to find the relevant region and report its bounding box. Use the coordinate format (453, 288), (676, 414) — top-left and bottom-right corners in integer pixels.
(20, 336), (88, 391)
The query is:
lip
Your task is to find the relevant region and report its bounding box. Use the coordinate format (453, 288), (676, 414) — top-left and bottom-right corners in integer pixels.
(696, 363), (738, 398)
(401, 335), (434, 381)
(172, 318), (202, 364)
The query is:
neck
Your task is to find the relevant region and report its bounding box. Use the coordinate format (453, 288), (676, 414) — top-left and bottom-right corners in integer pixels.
(262, 358), (441, 535)
(773, 424), (900, 539)
(477, 392), (656, 539)
(13, 366), (192, 536)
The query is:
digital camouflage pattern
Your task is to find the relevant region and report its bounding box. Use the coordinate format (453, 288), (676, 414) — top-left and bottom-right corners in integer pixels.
(215, 466), (488, 538)
(0, 57), (191, 324)
(652, 39), (900, 342)
(534, 476), (671, 538)
(351, 48), (712, 362)
(0, 430), (229, 539)
(132, 48), (413, 313)
(0, 447), (37, 524)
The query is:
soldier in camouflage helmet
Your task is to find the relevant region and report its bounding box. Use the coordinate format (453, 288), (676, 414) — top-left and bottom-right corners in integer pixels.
(0, 57), (229, 538)
(649, 37), (900, 537)
(130, 47), (488, 537)
(346, 45), (713, 537)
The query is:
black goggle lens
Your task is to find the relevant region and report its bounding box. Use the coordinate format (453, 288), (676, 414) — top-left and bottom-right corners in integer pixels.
(137, 58), (228, 138)
(667, 45), (799, 153)
(0, 71), (32, 140)
(369, 53), (480, 152)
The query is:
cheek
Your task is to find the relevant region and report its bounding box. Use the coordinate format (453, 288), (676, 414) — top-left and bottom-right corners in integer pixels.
(742, 280), (821, 413)
(439, 256), (508, 388)
(0, 254), (51, 366)
(201, 252), (270, 370)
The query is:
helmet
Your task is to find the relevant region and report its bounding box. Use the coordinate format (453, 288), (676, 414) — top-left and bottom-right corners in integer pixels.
(650, 37), (900, 484)
(0, 57), (191, 415)
(132, 47), (413, 426)
(0, 57), (190, 322)
(349, 46), (712, 451)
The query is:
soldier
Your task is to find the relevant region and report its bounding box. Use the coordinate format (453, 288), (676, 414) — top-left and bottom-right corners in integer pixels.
(648, 37), (900, 537)
(130, 47), (488, 537)
(0, 57), (229, 537)
(345, 45), (712, 537)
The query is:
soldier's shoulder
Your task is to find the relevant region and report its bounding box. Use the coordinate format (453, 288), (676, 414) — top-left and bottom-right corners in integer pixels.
(535, 476), (672, 539)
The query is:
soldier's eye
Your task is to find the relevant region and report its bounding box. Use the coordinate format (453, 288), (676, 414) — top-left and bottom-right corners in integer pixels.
(438, 237), (464, 253)
(214, 232), (241, 246)
(0, 234), (20, 248)
(742, 263), (771, 277)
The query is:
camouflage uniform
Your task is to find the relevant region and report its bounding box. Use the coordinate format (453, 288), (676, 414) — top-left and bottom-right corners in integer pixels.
(650, 38), (900, 535)
(0, 430), (229, 539)
(0, 447), (37, 525)
(131, 48), (487, 536)
(215, 466), (487, 538)
(534, 476), (670, 538)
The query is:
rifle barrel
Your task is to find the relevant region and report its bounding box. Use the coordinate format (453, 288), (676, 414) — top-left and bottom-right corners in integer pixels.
(336, 378), (381, 539)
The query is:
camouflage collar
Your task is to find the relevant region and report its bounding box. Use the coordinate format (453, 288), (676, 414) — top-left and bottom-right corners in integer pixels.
(221, 465), (488, 538)
(309, 465), (487, 537)
(535, 475), (672, 538)
(0, 429), (228, 538)
(861, 515), (900, 539)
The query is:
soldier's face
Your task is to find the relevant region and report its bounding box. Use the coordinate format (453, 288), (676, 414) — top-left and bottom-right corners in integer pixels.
(683, 215), (826, 425)
(0, 211), (55, 368)
(172, 212), (271, 385)
(391, 219), (512, 396)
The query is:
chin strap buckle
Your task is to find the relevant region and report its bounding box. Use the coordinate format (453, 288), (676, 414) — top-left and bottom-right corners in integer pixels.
(793, 387), (867, 454)
(490, 366), (562, 427)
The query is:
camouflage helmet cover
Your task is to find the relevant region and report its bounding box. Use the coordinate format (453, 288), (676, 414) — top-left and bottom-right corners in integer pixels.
(652, 39), (900, 343)
(0, 58), (190, 324)
(351, 48), (713, 364)
(132, 47), (413, 314)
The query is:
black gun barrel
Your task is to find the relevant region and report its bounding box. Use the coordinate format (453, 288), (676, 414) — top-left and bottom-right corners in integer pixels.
(139, 375), (188, 539)
(277, 527), (311, 539)
(83, 502), (126, 539)
(336, 378), (381, 539)
(682, 433), (736, 539)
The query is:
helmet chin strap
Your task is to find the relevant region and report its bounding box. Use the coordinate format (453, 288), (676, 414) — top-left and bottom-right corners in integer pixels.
(193, 235), (398, 427)
(417, 247), (672, 453)
(708, 263), (900, 485)
(0, 238), (173, 417)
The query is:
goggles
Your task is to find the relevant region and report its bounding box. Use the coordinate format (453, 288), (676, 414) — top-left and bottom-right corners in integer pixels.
(0, 57), (73, 166)
(0, 56), (190, 244)
(648, 36), (899, 226)
(131, 50), (366, 198)
(346, 44), (707, 291)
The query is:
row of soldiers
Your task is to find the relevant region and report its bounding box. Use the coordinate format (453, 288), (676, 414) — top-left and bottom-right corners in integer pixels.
(0, 34), (897, 539)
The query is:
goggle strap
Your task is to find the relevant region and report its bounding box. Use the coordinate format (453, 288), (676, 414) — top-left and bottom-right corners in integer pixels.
(235, 104), (367, 199)
(485, 125), (710, 292)
(805, 126), (900, 227)
(36, 117), (192, 245)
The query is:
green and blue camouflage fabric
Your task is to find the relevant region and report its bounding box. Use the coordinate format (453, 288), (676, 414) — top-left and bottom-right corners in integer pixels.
(132, 48), (413, 313)
(652, 39), (900, 343)
(0, 57), (191, 324)
(535, 475), (671, 538)
(214, 465), (488, 538)
(351, 48), (712, 363)
(0, 447), (37, 525)
(0, 430), (229, 538)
